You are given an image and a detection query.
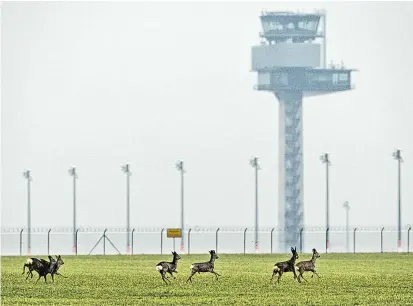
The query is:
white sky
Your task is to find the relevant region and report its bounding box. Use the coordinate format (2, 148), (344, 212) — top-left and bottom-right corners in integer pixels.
(1, 1), (412, 230)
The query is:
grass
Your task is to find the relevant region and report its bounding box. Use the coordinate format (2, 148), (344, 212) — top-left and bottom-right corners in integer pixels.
(1, 253), (413, 305)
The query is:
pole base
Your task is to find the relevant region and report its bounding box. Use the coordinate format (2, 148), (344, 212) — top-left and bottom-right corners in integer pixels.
(73, 246), (77, 255)
(255, 244), (260, 253)
(28, 247), (31, 256)
(126, 246), (131, 255)
(180, 244), (185, 253)
(397, 240), (402, 252)
(326, 240), (331, 253)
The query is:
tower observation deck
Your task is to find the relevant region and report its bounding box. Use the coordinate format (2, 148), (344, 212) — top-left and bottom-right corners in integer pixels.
(251, 10), (356, 252)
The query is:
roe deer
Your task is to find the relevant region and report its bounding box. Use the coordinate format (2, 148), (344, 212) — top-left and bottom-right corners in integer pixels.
(270, 246), (299, 284)
(187, 250), (220, 282)
(155, 251), (181, 284)
(296, 248), (321, 283)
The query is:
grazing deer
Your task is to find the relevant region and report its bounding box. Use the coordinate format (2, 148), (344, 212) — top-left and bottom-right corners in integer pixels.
(186, 250), (220, 282)
(155, 251), (181, 284)
(270, 246), (299, 284)
(296, 248), (321, 283)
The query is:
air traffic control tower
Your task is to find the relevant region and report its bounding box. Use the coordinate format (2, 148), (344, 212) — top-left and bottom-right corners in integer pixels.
(251, 11), (355, 251)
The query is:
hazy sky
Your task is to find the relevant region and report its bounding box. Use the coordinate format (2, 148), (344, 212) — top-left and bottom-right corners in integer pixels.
(1, 1), (412, 231)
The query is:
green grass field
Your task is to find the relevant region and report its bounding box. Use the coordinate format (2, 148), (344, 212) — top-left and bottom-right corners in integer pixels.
(1, 253), (412, 305)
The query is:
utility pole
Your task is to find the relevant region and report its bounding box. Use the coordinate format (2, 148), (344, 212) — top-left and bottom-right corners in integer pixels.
(392, 149), (403, 252)
(249, 157), (261, 252)
(176, 160), (186, 253)
(23, 170), (32, 255)
(68, 166), (78, 254)
(320, 153), (331, 252)
(121, 164), (132, 254)
(343, 201), (350, 252)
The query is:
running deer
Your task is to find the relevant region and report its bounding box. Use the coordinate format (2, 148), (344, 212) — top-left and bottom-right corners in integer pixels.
(295, 248), (321, 283)
(155, 251), (181, 284)
(186, 250), (220, 282)
(22, 255), (65, 283)
(270, 246), (299, 284)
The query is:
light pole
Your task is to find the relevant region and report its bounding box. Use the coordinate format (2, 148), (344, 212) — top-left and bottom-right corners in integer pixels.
(23, 170), (32, 255)
(320, 153), (331, 252)
(343, 201), (350, 252)
(121, 164), (132, 254)
(68, 166), (78, 254)
(392, 149), (403, 252)
(249, 157), (261, 253)
(176, 160), (185, 253)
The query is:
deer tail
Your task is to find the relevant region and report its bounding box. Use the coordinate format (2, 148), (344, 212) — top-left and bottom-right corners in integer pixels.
(155, 265), (163, 271)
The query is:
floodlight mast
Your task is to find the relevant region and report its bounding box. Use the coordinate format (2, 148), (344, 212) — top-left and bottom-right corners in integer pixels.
(249, 157), (261, 252)
(176, 160), (185, 253)
(121, 164), (132, 254)
(23, 170), (32, 255)
(392, 149), (403, 252)
(320, 153), (331, 252)
(68, 166), (78, 254)
(343, 201), (350, 252)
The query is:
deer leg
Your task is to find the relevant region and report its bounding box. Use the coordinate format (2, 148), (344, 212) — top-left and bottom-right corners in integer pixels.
(186, 271), (196, 283)
(271, 267), (278, 282)
(167, 271), (176, 279)
(277, 271), (283, 284)
(25, 270), (31, 280)
(36, 274), (42, 283)
(292, 266), (299, 281)
(299, 271), (308, 283)
(211, 271), (220, 280)
(44, 275), (47, 283)
(162, 272), (171, 284)
(51, 274), (55, 282)
(312, 270), (321, 278)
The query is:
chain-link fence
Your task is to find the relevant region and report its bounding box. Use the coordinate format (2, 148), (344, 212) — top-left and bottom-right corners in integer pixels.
(1, 226), (412, 256)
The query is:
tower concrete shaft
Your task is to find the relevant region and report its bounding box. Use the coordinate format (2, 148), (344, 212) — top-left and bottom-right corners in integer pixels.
(277, 92), (303, 250)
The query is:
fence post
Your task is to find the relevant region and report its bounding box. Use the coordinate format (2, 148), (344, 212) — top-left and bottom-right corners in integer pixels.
(103, 229), (107, 255)
(270, 228), (275, 254)
(300, 228), (304, 253)
(408, 226), (411, 254)
(381, 227), (384, 253)
(326, 227), (330, 254)
(353, 228), (357, 254)
(47, 229), (51, 255)
(243, 228), (247, 255)
(131, 228), (135, 255)
(75, 228), (80, 255)
(216, 228), (220, 253)
(20, 229), (23, 256)
(187, 228), (192, 254)
(160, 228), (164, 255)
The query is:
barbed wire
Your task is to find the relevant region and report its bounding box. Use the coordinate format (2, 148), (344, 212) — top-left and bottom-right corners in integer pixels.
(1, 225), (411, 234)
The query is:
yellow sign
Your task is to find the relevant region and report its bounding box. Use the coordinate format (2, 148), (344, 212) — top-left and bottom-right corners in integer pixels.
(167, 228), (182, 238)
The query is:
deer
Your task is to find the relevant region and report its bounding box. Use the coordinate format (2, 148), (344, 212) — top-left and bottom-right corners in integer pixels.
(155, 251), (181, 284)
(186, 250), (220, 282)
(295, 248), (321, 283)
(270, 246), (299, 284)
(22, 255), (65, 282)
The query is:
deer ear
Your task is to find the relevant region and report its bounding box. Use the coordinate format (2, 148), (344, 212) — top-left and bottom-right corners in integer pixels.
(291, 247), (294, 252)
